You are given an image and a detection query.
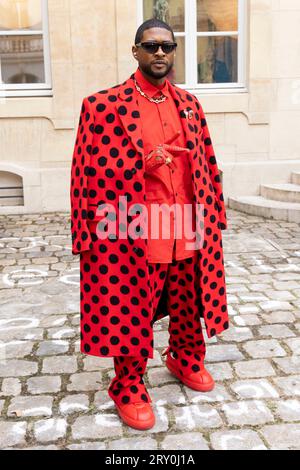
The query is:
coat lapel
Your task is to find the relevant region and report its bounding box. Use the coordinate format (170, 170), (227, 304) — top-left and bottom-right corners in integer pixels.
(167, 84), (198, 166)
(116, 75), (145, 158)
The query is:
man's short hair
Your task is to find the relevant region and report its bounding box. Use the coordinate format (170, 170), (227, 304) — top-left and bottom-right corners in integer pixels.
(135, 18), (175, 44)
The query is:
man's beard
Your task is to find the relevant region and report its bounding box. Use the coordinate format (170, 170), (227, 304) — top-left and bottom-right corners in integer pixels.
(140, 61), (174, 79)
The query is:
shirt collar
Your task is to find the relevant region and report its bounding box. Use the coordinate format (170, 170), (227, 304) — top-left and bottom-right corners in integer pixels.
(134, 67), (169, 98)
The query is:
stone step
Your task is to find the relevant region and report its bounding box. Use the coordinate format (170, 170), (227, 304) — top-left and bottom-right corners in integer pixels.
(291, 172), (300, 185)
(228, 195), (300, 223)
(260, 183), (300, 203)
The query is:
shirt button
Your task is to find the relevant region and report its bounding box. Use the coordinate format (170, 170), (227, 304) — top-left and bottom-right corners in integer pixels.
(131, 168), (137, 174)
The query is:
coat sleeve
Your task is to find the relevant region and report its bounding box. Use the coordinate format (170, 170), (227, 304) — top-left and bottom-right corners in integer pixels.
(70, 97), (94, 254)
(197, 100), (228, 230)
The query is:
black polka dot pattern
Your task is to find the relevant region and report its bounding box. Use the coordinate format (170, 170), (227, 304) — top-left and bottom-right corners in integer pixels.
(108, 356), (151, 406)
(108, 251), (207, 406)
(70, 97), (95, 254)
(149, 252), (208, 367)
(70, 74), (229, 360)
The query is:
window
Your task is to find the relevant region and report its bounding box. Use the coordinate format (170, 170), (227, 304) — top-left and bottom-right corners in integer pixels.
(138, 0), (246, 90)
(0, 0), (52, 97)
(0, 171), (24, 207)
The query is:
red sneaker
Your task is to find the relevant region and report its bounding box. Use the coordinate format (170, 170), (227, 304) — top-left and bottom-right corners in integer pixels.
(163, 347), (215, 392)
(115, 401), (156, 430)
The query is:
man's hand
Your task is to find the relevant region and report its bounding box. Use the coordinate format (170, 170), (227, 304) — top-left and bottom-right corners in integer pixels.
(144, 131), (190, 174)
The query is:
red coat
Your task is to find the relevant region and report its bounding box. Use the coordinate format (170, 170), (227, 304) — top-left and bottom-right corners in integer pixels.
(70, 72), (229, 359)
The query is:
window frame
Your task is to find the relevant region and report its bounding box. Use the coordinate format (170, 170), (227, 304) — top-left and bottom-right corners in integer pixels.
(137, 0), (247, 93)
(0, 0), (52, 97)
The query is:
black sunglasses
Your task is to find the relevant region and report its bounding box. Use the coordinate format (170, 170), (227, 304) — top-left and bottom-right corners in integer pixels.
(135, 41), (177, 54)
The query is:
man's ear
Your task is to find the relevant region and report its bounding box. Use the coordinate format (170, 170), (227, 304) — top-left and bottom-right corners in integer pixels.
(132, 46), (138, 59)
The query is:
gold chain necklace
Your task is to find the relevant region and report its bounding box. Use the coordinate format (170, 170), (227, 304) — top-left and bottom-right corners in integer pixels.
(134, 78), (167, 104)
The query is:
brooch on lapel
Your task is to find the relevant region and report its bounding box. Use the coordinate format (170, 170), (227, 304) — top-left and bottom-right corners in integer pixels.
(183, 108), (194, 120)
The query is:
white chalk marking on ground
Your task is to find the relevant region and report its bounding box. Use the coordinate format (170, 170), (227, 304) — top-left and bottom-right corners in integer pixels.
(0, 317), (40, 330)
(34, 418), (67, 434)
(60, 402), (89, 413)
(59, 268), (79, 286)
(233, 383), (279, 399)
(191, 393), (227, 404)
(51, 329), (74, 339)
(2, 269), (48, 287)
(222, 400), (270, 415)
(0, 236), (71, 251)
(11, 406), (52, 417)
(94, 413), (121, 427)
(280, 399), (300, 411)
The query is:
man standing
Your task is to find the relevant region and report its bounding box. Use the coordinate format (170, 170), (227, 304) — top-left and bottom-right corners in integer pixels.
(70, 18), (229, 431)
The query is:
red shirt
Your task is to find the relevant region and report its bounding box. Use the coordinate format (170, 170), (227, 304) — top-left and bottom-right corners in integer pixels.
(135, 67), (197, 263)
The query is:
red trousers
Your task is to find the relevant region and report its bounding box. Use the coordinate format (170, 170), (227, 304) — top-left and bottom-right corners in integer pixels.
(108, 250), (206, 406)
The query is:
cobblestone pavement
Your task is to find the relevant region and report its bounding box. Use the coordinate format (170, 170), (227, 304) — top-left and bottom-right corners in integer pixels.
(0, 209), (299, 450)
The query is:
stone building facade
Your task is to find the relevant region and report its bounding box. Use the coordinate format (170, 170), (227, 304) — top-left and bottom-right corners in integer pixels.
(0, 0), (299, 216)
